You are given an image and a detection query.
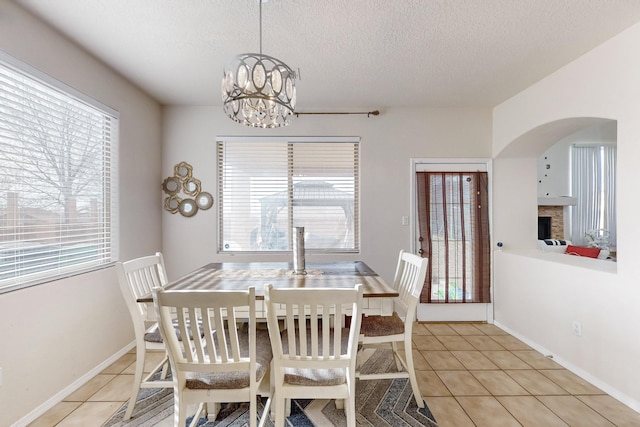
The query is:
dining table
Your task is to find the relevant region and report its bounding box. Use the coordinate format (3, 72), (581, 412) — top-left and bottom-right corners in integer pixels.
(138, 261), (398, 316)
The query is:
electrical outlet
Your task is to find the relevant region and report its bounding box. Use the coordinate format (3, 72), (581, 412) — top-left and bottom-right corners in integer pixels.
(0, 367), (3, 386)
(572, 321), (582, 336)
(401, 216), (409, 226)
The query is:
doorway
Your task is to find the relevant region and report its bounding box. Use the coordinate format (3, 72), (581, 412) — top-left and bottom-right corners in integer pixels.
(411, 159), (493, 322)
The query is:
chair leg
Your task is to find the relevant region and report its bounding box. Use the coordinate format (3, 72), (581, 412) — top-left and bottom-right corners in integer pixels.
(355, 346), (363, 371)
(346, 395), (356, 427)
(275, 395), (286, 427)
(346, 373), (357, 427)
(250, 396), (257, 427)
(124, 345), (146, 419)
(404, 335), (424, 408)
(173, 387), (182, 427)
(206, 402), (220, 420)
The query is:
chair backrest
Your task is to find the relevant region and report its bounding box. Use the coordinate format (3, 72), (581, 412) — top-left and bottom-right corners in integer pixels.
(264, 284), (363, 371)
(116, 252), (168, 324)
(153, 287), (259, 388)
(393, 250), (429, 321)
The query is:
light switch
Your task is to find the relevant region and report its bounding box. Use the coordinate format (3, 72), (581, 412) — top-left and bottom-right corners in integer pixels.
(401, 216), (409, 226)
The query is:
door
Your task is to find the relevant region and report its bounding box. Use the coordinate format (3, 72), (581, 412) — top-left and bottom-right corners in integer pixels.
(411, 160), (493, 322)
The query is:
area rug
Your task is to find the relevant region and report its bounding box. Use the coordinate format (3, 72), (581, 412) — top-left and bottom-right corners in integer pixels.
(103, 348), (438, 427)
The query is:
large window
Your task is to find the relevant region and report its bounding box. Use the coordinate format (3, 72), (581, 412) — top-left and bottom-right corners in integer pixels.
(217, 137), (359, 253)
(570, 144), (616, 249)
(0, 54), (118, 293)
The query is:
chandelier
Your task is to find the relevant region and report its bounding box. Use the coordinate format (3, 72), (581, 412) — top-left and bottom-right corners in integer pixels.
(221, 1), (297, 128)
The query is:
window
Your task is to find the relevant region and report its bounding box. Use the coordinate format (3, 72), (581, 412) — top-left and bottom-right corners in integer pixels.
(0, 53), (118, 293)
(416, 171), (490, 303)
(570, 144), (616, 249)
(217, 137), (359, 253)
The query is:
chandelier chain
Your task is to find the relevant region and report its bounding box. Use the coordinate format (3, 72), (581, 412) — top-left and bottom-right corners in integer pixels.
(259, 0), (262, 55)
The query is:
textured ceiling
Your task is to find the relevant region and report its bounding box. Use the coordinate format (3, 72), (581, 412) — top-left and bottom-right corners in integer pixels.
(13, 0), (640, 109)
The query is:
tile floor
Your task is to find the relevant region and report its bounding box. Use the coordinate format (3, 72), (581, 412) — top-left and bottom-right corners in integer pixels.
(28, 322), (640, 427)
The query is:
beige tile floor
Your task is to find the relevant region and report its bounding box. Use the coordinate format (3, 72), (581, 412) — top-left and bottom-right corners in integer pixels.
(28, 323), (640, 427)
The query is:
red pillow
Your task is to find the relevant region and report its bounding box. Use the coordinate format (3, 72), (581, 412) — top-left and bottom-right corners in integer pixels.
(566, 245), (601, 258)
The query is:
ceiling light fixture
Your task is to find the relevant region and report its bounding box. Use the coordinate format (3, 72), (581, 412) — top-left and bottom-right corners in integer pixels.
(221, 0), (297, 128)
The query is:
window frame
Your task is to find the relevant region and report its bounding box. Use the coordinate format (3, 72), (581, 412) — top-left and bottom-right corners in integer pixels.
(0, 51), (119, 294)
(216, 136), (360, 254)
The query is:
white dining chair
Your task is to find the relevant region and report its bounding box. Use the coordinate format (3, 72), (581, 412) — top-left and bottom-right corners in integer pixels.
(264, 283), (363, 427)
(356, 250), (428, 407)
(115, 252), (172, 420)
(153, 287), (272, 427)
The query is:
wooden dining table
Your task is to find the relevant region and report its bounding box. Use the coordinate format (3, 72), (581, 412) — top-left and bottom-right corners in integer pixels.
(138, 261), (398, 315)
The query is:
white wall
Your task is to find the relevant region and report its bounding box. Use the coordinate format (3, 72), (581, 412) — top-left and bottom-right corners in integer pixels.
(537, 121), (617, 198)
(0, 2), (163, 425)
(493, 22), (640, 409)
(161, 107), (492, 283)
(537, 136), (571, 198)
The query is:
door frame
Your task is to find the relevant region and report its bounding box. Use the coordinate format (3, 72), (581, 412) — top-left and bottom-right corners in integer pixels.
(410, 158), (494, 322)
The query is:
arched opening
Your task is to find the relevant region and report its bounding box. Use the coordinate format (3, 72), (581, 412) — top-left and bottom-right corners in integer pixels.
(497, 117), (617, 260)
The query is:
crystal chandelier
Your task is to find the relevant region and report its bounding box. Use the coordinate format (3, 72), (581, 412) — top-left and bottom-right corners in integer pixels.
(221, 1), (297, 128)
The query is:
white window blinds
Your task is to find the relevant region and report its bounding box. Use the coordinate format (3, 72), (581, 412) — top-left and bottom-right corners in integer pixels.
(217, 137), (359, 253)
(0, 54), (119, 293)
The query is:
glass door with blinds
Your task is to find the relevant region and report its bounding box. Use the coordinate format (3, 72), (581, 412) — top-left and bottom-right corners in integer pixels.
(411, 160), (493, 322)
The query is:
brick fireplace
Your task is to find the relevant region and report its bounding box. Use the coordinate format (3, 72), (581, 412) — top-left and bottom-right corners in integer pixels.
(537, 205), (565, 240)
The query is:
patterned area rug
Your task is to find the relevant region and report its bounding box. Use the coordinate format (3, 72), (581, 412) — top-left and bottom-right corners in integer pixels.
(103, 349), (438, 427)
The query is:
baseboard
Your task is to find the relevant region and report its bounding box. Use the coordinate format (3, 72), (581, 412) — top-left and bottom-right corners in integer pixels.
(417, 302), (490, 322)
(493, 321), (640, 413)
(11, 342), (135, 427)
